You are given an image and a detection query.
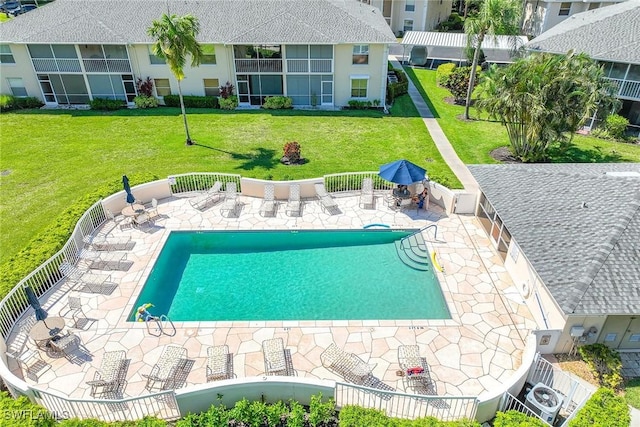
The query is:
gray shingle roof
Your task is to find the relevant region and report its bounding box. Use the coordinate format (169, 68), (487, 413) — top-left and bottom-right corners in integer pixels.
(525, 0), (640, 65)
(0, 0), (396, 45)
(468, 163), (640, 316)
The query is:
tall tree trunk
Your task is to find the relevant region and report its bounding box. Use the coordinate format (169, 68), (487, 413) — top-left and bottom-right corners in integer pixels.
(177, 79), (193, 145)
(463, 0), (469, 18)
(464, 32), (484, 120)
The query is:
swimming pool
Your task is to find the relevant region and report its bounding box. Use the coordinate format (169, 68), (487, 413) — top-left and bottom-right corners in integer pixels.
(130, 230), (450, 321)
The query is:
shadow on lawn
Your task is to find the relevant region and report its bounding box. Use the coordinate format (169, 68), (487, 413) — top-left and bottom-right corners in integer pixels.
(193, 144), (281, 171)
(549, 143), (626, 163)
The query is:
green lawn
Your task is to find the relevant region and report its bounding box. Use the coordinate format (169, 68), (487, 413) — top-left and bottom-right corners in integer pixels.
(405, 67), (640, 164)
(0, 98), (460, 264)
(626, 378), (640, 410)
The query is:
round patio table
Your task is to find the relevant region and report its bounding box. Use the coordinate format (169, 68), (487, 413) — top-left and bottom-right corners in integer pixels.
(121, 204), (145, 217)
(29, 317), (65, 346)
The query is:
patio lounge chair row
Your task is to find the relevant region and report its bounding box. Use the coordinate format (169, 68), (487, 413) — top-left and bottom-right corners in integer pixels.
(189, 181), (222, 211)
(59, 262), (118, 294)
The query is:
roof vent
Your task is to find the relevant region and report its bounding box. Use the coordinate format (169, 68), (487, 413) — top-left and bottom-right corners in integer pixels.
(581, 202), (588, 208)
(605, 171), (640, 178)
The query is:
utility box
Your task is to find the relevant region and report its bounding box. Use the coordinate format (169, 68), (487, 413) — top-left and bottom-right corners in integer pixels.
(570, 326), (585, 337)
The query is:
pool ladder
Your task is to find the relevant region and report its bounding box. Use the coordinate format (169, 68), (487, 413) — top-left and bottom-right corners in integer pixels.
(146, 314), (176, 337)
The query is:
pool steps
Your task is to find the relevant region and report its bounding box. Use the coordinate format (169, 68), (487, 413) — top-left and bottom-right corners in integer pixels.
(395, 233), (431, 271)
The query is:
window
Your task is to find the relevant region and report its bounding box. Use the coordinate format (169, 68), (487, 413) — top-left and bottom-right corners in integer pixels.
(201, 45), (216, 64)
(0, 44), (15, 64)
(559, 2), (571, 16)
(154, 78), (171, 96)
(148, 46), (165, 65)
(403, 20), (414, 32)
(405, 0), (415, 12)
(352, 45), (369, 65)
(203, 78), (220, 96)
(350, 77), (368, 98)
(7, 78), (27, 97)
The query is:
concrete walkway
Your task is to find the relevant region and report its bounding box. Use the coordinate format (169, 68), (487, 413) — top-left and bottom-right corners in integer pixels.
(389, 56), (478, 192)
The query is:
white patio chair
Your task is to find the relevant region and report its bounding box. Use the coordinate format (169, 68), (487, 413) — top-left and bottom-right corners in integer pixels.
(147, 198), (159, 219)
(206, 345), (230, 382)
(84, 234), (133, 251)
(133, 212), (153, 230)
(6, 349), (51, 380)
(86, 350), (127, 397)
(315, 183), (339, 214)
(398, 345), (437, 396)
(59, 293), (88, 328)
(220, 182), (240, 217)
(142, 345), (188, 392)
(105, 208), (132, 230)
(320, 343), (373, 384)
(50, 332), (81, 359)
(262, 338), (288, 376)
(359, 177), (374, 209)
(189, 181), (222, 210)
(285, 184), (301, 217)
(259, 184), (277, 217)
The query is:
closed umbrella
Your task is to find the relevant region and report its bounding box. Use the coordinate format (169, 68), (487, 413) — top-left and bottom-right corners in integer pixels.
(378, 159), (427, 185)
(122, 175), (135, 205)
(24, 285), (46, 321)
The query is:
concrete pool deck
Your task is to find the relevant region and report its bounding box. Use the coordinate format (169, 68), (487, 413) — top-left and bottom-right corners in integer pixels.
(7, 192), (537, 401)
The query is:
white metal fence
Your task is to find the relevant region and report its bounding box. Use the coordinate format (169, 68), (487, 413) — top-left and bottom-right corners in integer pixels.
(34, 388), (180, 422)
(323, 171), (395, 194)
(500, 392), (551, 425)
(168, 172), (242, 195)
(335, 382), (478, 421)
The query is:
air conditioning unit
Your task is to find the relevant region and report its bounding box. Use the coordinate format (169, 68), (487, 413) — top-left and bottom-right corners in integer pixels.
(525, 383), (563, 424)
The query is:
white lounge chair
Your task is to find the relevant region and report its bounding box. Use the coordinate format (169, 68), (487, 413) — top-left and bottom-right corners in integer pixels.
(84, 234), (134, 251)
(262, 338), (288, 376)
(359, 177), (374, 209)
(142, 345), (188, 392)
(59, 262), (117, 294)
(259, 184), (277, 217)
(315, 183), (339, 214)
(398, 345), (438, 396)
(79, 249), (129, 271)
(206, 345), (231, 382)
(86, 350), (128, 398)
(189, 181), (222, 211)
(285, 184), (301, 217)
(320, 343), (373, 384)
(220, 182), (240, 217)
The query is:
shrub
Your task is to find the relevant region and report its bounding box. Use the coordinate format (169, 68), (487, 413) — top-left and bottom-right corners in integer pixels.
(262, 95), (293, 109)
(133, 95), (158, 109)
(89, 98), (126, 111)
(436, 63), (457, 86)
(0, 391), (56, 426)
(162, 95), (218, 109)
(308, 393), (336, 427)
(387, 67), (409, 103)
(569, 388), (630, 427)
(136, 77), (154, 97)
(219, 81), (235, 99)
(604, 114), (629, 140)
(0, 95), (44, 111)
(219, 95), (238, 110)
(283, 141), (301, 163)
(347, 100), (372, 109)
(578, 343), (623, 390)
(442, 66), (480, 105)
(493, 410), (548, 427)
(0, 173), (159, 297)
(437, 12), (464, 32)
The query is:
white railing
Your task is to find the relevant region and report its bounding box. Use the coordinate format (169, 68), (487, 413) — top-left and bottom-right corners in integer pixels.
(32, 58), (82, 73)
(526, 354), (593, 419)
(286, 59), (333, 73)
(335, 382), (478, 421)
(287, 59), (308, 73)
(82, 59), (132, 73)
(0, 201), (106, 342)
(323, 171), (395, 194)
(500, 392), (551, 425)
(34, 388), (180, 422)
(234, 59), (283, 73)
(605, 78), (640, 100)
(310, 59), (332, 73)
(168, 173), (242, 195)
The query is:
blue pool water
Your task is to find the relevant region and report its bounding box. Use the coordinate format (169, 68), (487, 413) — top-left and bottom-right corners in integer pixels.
(130, 230), (450, 321)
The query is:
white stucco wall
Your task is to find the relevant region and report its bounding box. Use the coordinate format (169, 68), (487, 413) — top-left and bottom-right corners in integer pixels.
(0, 44), (41, 100)
(333, 43), (387, 106)
(389, 0), (453, 33)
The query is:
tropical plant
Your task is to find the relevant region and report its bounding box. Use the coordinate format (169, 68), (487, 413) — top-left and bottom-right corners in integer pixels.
(568, 388), (630, 427)
(604, 114), (630, 140)
(578, 343), (624, 390)
(136, 77), (155, 97)
(219, 81), (235, 99)
(475, 51), (620, 162)
(283, 141), (301, 163)
(147, 13), (203, 145)
(463, 0), (521, 119)
(436, 63), (457, 86)
(442, 66), (479, 104)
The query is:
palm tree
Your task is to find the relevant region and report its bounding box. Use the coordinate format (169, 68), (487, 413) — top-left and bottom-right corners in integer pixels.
(463, 0), (521, 120)
(148, 13), (203, 145)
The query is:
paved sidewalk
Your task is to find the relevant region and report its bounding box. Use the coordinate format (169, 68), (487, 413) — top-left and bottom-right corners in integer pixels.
(389, 57), (478, 192)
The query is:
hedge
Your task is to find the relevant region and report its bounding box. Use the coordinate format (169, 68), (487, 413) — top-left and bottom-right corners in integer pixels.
(493, 410), (548, 427)
(338, 406), (480, 427)
(0, 173), (159, 298)
(568, 388), (630, 427)
(89, 98), (126, 111)
(0, 95), (44, 112)
(387, 67), (409, 104)
(436, 63), (457, 87)
(163, 95), (219, 109)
